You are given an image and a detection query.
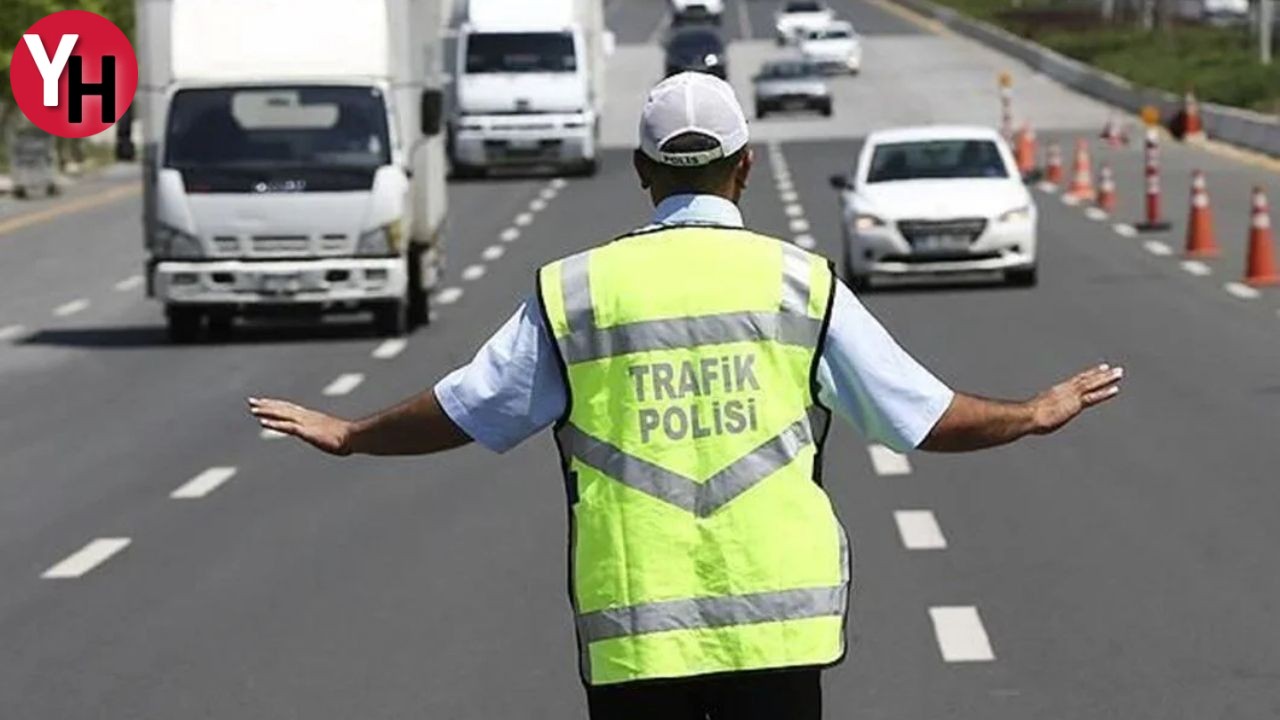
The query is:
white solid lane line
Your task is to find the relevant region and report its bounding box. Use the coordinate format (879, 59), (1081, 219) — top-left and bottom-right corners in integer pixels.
(372, 338), (408, 360)
(436, 286), (464, 305)
(114, 274), (143, 291)
(790, 218), (810, 233)
(482, 245), (505, 261)
(929, 606), (996, 662)
(794, 235), (817, 250)
(1113, 223), (1137, 238)
(867, 444), (912, 476)
(1180, 260), (1212, 276)
(1224, 282), (1261, 300)
(171, 466), (237, 499)
(0, 324), (27, 342)
(501, 227), (520, 243)
(1143, 240), (1173, 256)
(461, 264), (487, 281)
(323, 373), (365, 396)
(42, 538), (131, 579)
(53, 299), (90, 317)
(514, 212), (534, 227)
(894, 510), (947, 550)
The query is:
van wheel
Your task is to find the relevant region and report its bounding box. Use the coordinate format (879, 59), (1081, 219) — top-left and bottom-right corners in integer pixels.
(373, 300), (408, 337)
(166, 307), (203, 344)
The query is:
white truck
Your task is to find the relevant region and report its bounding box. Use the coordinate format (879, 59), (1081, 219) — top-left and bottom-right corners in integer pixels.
(133, 0), (448, 341)
(448, 0), (612, 177)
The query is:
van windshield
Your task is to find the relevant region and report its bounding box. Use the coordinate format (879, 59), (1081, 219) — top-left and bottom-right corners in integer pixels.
(465, 32), (577, 73)
(165, 86), (390, 192)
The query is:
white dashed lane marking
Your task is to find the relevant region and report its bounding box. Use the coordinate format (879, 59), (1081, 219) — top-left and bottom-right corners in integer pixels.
(171, 466), (237, 499)
(436, 286), (464, 305)
(482, 245), (505, 261)
(1060, 194), (1080, 207)
(515, 212), (534, 227)
(42, 538), (131, 579)
(1113, 223), (1137, 238)
(1084, 207), (1108, 221)
(1180, 260), (1212, 276)
(784, 204), (804, 218)
(1225, 282), (1261, 300)
(461, 264), (487, 282)
(780, 190), (798, 203)
(0, 324), (27, 342)
(794, 235), (817, 250)
(1143, 240), (1173, 256)
(501, 227), (520, 243)
(894, 510), (947, 550)
(551, 178), (568, 190)
(540, 187), (557, 201)
(323, 373), (365, 396)
(114, 274), (143, 291)
(929, 606), (996, 662)
(867, 444), (912, 476)
(790, 218), (810, 233)
(530, 198), (547, 212)
(1036, 181), (1057, 193)
(372, 338), (408, 360)
(53, 299), (90, 317)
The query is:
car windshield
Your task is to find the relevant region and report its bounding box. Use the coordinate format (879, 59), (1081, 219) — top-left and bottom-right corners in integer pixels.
(166, 86), (390, 171)
(759, 62), (818, 79)
(465, 32), (577, 74)
(785, 1), (824, 12)
(867, 140), (1009, 182)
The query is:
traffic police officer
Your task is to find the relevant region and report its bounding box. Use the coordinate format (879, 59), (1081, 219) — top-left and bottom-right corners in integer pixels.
(250, 73), (1124, 719)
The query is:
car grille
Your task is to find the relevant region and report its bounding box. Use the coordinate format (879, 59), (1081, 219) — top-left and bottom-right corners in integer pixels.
(897, 218), (987, 246)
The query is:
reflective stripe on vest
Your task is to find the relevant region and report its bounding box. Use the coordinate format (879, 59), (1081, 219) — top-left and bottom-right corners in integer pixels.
(538, 227), (847, 686)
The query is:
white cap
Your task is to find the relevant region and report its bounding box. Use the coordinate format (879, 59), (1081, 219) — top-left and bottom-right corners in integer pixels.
(639, 72), (750, 167)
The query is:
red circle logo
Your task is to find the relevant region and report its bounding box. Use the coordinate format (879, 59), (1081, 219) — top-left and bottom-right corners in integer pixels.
(8, 10), (138, 139)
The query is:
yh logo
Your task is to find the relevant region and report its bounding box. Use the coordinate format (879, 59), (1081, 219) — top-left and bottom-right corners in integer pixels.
(9, 10), (138, 138)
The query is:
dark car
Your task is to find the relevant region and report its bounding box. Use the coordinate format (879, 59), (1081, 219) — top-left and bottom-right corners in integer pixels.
(664, 26), (728, 80)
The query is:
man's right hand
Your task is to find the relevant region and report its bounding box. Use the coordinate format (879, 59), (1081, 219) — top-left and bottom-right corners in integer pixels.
(248, 398), (354, 456)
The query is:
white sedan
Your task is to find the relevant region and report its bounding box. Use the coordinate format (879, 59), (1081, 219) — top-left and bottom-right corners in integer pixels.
(671, 0), (724, 24)
(829, 126), (1038, 290)
(799, 21), (861, 74)
(775, 0), (835, 45)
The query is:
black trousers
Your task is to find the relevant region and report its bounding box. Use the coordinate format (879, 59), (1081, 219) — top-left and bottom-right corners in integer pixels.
(585, 668), (822, 720)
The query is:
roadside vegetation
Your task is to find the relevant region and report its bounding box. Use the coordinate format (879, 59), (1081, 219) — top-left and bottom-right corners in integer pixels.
(929, 0), (1280, 113)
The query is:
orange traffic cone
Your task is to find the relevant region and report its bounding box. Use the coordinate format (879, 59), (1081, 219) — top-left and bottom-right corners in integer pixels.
(1016, 123), (1038, 180)
(1183, 170), (1220, 258)
(1044, 142), (1063, 187)
(1096, 164), (1116, 214)
(1244, 187), (1280, 287)
(1177, 91), (1206, 141)
(1099, 114), (1128, 147)
(1067, 139), (1095, 200)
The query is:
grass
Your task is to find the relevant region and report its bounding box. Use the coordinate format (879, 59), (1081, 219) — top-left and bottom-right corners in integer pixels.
(928, 0), (1280, 113)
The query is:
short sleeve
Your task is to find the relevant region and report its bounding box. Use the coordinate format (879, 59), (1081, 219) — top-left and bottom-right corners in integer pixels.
(433, 297), (567, 453)
(816, 282), (955, 452)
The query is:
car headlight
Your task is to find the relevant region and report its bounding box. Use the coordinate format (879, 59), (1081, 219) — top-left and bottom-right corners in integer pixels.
(854, 213), (886, 231)
(153, 223), (203, 259)
(357, 223), (403, 256)
(997, 205), (1032, 223)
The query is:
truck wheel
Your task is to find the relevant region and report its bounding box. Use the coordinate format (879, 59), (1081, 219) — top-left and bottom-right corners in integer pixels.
(166, 307), (203, 344)
(373, 300), (408, 337)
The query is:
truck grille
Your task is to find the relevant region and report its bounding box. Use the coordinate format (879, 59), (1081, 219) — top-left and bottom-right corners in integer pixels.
(897, 218), (987, 246)
(251, 235), (310, 254)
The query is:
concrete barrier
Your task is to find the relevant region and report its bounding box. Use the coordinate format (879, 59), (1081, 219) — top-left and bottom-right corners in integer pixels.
(891, 0), (1280, 158)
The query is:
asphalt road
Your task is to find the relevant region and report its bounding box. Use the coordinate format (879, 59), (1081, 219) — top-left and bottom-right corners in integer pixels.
(2, 0), (1280, 717)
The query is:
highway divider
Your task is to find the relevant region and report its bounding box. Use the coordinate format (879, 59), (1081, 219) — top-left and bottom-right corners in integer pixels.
(886, 0), (1280, 159)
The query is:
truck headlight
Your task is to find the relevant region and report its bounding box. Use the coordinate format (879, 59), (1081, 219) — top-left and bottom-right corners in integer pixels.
(854, 213), (886, 231)
(153, 223), (203, 259)
(997, 205), (1032, 223)
(357, 223), (402, 256)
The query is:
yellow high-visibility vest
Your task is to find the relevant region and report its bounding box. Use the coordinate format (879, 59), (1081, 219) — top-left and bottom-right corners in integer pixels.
(537, 225), (849, 686)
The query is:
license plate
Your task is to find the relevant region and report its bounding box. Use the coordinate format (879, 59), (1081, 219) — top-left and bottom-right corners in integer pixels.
(914, 235), (970, 253)
(260, 273), (301, 294)
(508, 138), (540, 151)
(782, 98), (810, 110)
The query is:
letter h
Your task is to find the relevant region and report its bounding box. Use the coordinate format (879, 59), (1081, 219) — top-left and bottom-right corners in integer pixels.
(66, 55), (116, 124)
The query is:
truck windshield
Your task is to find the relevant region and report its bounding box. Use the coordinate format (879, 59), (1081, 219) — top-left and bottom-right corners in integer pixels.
(867, 140), (1008, 183)
(465, 32), (577, 73)
(165, 86), (391, 191)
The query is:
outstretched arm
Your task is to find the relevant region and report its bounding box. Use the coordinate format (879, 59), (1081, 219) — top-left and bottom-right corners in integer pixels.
(919, 364), (1124, 452)
(248, 389), (472, 457)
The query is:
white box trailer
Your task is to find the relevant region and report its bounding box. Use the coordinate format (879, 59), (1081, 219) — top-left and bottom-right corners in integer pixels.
(448, 0), (613, 176)
(134, 0), (448, 341)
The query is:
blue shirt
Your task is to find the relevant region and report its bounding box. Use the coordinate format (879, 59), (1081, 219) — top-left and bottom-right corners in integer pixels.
(435, 194), (954, 454)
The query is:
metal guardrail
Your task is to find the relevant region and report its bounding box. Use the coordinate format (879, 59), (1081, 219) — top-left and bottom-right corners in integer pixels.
(892, 0), (1280, 158)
